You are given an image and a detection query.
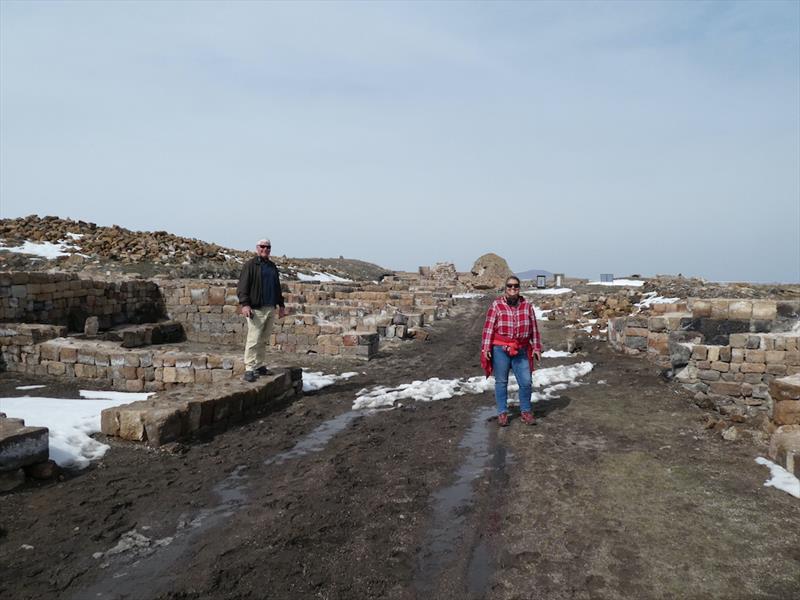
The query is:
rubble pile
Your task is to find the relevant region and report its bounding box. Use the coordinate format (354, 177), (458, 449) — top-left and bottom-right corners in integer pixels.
(0, 215), (362, 281)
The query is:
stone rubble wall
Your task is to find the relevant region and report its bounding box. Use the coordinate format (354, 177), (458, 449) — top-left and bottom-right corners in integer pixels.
(0, 272), (163, 330)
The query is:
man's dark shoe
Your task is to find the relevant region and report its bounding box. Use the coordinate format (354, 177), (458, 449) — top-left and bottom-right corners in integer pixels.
(520, 411), (536, 425)
(243, 371), (257, 383)
(497, 412), (509, 427)
(255, 366), (270, 376)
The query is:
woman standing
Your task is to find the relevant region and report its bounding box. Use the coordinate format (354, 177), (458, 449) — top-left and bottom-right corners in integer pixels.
(480, 276), (542, 426)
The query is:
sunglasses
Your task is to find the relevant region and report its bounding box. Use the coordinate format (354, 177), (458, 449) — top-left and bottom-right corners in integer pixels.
(506, 283), (520, 289)
(258, 245), (271, 249)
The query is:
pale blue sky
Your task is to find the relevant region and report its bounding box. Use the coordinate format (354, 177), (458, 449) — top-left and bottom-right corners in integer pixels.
(1, 0), (798, 282)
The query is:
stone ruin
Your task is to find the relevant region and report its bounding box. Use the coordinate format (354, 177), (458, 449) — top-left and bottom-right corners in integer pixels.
(512, 280), (800, 478)
(0, 265), (473, 486)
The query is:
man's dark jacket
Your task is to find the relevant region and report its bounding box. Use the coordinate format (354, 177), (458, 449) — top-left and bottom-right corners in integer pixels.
(237, 257), (285, 309)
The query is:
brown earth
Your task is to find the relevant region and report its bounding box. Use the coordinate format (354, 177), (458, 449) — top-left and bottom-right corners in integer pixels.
(1, 300), (798, 600)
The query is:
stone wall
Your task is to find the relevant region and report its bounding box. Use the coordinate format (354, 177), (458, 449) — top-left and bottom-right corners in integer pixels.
(1, 330), (247, 392)
(0, 272), (163, 330)
(157, 279), (452, 359)
(607, 297), (800, 423)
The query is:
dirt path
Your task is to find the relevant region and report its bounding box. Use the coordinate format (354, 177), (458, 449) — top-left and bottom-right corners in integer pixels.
(1, 300), (798, 600)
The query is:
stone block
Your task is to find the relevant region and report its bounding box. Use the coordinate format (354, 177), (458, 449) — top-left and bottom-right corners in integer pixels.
(692, 346), (708, 360)
(47, 362), (66, 376)
(692, 300), (712, 318)
(729, 334), (748, 349)
(710, 300), (729, 319)
(648, 317), (668, 332)
(39, 342), (60, 361)
(709, 381), (743, 396)
(770, 374), (800, 402)
(698, 370), (721, 381)
(175, 367), (195, 383)
(728, 301), (752, 320)
(773, 401), (800, 426)
(100, 408), (120, 435)
(647, 333), (669, 355)
(625, 327), (649, 338)
(707, 346), (720, 362)
(768, 425), (800, 479)
(711, 361), (729, 373)
(118, 408), (146, 441)
(0, 419), (49, 471)
(731, 348), (745, 363)
(163, 367), (178, 383)
(740, 362), (766, 374)
(746, 336), (761, 350)
(752, 301), (777, 321)
(58, 346), (78, 363)
(144, 407), (184, 446)
(745, 349), (766, 363)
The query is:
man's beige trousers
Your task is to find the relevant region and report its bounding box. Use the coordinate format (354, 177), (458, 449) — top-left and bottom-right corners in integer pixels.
(243, 305), (276, 371)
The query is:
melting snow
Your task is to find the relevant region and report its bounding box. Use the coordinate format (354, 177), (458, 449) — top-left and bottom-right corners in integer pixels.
(755, 457), (800, 499)
(0, 240), (73, 259)
(523, 288), (573, 295)
(542, 350), (571, 358)
(635, 292), (681, 310)
(587, 279), (645, 287)
(302, 370), (359, 392)
(297, 272), (352, 282)
(353, 362), (593, 410)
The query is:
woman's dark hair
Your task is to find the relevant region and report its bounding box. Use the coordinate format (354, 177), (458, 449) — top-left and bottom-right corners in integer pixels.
(505, 275), (521, 286)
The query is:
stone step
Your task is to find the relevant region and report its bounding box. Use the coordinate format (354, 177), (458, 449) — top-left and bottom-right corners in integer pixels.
(0, 417), (49, 472)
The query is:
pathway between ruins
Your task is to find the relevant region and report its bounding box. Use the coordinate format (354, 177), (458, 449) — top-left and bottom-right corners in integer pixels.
(1, 300), (799, 600)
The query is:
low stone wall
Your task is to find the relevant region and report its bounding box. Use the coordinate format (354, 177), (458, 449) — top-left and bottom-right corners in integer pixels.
(1, 332), (247, 391)
(675, 332), (800, 415)
(607, 297), (800, 424)
(157, 279), (440, 359)
(0, 271), (163, 330)
(100, 368), (302, 446)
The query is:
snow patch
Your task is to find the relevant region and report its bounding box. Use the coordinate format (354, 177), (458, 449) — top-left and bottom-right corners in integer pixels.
(523, 288), (573, 295)
(755, 457), (800, 499)
(297, 272), (352, 282)
(302, 370), (359, 392)
(0, 240), (73, 259)
(353, 362), (593, 410)
(587, 279), (645, 287)
(542, 350), (571, 358)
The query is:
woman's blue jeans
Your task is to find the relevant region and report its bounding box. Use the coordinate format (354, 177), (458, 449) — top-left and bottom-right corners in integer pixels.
(492, 346), (533, 415)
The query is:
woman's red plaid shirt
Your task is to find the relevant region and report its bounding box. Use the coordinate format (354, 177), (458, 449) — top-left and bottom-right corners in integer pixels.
(481, 295), (542, 354)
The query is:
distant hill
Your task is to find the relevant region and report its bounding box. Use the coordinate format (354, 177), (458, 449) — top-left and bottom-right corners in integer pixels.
(515, 268), (554, 280)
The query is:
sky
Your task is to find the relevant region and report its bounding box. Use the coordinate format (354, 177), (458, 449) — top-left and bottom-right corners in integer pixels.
(1, 0), (798, 282)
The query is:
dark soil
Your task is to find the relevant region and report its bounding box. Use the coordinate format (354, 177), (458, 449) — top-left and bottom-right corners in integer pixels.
(1, 301), (798, 600)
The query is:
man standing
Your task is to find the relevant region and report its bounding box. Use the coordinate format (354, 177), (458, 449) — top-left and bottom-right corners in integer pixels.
(237, 238), (286, 382)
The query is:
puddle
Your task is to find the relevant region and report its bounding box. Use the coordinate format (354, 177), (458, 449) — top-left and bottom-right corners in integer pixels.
(73, 465), (250, 599)
(414, 406), (511, 598)
(265, 410), (363, 465)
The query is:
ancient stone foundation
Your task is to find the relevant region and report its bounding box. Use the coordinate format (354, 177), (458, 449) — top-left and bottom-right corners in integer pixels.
(100, 368), (302, 446)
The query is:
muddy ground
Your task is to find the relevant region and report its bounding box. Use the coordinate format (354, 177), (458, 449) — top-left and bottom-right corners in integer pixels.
(1, 300), (798, 600)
